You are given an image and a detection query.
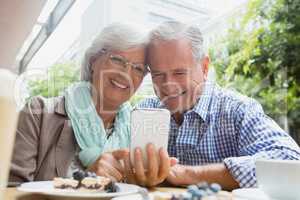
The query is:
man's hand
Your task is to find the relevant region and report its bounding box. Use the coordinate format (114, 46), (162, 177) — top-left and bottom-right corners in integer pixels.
(167, 164), (239, 190)
(124, 143), (177, 187)
(88, 149), (129, 182)
(167, 164), (202, 186)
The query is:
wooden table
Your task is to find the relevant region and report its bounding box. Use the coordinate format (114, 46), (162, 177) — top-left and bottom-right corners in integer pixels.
(4, 187), (187, 200)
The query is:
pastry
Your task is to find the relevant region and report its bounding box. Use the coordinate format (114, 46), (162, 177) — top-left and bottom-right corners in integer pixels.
(53, 170), (117, 192)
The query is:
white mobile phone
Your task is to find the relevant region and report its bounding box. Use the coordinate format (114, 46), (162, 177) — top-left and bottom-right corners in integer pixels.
(130, 108), (170, 166)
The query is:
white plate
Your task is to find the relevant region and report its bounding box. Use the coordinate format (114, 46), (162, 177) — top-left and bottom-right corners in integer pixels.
(233, 188), (280, 200)
(17, 181), (140, 198)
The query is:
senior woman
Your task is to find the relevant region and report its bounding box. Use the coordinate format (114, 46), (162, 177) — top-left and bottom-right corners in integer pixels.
(9, 23), (172, 186)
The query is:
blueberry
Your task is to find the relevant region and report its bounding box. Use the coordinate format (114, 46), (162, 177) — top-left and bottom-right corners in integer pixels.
(84, 171), (97, 178)
(196, 182), (209, 190)
(209, 183), (222, 193)
(187, 185), (199, 195)
(193, 190), (207, 199)
(90, 172), (97, 178)
(73, 170), (85, 181)
(85, 171), (90, 177)
(105, 181), (118, 193)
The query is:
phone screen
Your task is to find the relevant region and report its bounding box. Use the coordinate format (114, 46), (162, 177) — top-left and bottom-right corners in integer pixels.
(130, 108), (170, 166)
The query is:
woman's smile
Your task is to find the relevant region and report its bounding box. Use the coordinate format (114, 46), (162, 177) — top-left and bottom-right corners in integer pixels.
(110, 78), (129, 90)
(110, 79), (129, 89)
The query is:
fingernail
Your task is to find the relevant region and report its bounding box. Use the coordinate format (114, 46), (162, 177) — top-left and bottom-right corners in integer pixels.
(147, 143), (155, 150)
(135, 147), (141, 154)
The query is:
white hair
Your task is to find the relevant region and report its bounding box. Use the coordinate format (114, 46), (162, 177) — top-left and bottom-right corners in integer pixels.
(149, 21), (205, 61)
(81, 23), (148, 82)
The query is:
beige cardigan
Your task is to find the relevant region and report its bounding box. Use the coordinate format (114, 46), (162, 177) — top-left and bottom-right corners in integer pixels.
(9, 96), (77, 182)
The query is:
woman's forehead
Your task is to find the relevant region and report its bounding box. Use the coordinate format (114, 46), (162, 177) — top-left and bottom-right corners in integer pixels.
(111, 47), (146, 56)
(110, 47), (146, 63)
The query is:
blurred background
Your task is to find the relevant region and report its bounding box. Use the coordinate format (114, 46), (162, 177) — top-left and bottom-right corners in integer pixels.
(1, 0), (299, 142)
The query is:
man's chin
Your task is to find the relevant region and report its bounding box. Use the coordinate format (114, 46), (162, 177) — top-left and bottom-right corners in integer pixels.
(165, 104), (184, 114)
(164, 101), (194, 114)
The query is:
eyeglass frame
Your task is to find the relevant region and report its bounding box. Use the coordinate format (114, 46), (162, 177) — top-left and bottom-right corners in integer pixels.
(92, 49), (149, 77)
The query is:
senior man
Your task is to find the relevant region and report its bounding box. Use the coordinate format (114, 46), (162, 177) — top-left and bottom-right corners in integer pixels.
(124, 21), (300, 190)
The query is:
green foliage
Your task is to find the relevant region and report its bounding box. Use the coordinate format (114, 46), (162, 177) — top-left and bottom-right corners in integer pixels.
(210, 0), (300, 137)
(27, 62), (80, 98)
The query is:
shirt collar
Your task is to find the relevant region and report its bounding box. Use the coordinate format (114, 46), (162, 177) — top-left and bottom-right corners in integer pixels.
(191, 81), (216, 121)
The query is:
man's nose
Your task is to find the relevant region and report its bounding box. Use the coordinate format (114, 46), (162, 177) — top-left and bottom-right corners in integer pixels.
(162, 82), (181, 94)
(163, 73), (180, 83)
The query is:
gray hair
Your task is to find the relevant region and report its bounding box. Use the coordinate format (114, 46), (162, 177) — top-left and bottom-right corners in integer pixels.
(149, 21), (205, 61)
(81, 23), (148, 82)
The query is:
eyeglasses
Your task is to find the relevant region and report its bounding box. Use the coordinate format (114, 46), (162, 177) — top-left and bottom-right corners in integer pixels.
(108, 54), (148, 77)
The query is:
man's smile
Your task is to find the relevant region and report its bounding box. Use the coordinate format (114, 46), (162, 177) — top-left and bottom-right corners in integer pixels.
(164, 90), (187, 100)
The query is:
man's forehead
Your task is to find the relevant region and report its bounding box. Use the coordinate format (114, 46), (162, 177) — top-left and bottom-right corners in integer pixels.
(149, 38), (192, 50)
(150, 66), (192, 73)
(147, 38), (195, 69)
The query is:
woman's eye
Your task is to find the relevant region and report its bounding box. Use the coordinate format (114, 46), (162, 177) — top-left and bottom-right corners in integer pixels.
(133, 65), (144, 73)
(111, 56), (124, 65)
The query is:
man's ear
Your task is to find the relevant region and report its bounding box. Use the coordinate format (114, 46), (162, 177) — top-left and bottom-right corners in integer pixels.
(201, 56), (210, 79)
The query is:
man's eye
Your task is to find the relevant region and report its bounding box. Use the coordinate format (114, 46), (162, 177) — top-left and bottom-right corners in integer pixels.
(174, 72), (187, 75)
(152, 73), (163, 78)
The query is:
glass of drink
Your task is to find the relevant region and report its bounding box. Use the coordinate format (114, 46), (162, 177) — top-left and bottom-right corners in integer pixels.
(0, 69), (19, 199)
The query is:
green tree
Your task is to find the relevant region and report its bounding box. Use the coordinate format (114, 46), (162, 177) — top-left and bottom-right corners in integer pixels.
(27, 62), (80, 98)
(210, 0), (300, 141)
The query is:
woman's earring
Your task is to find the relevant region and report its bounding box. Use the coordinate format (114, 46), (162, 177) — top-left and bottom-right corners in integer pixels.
(90, 66), (94, 82)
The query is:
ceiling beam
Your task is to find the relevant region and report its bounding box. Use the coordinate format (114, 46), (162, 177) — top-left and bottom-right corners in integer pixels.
(18, 0), (76, 74)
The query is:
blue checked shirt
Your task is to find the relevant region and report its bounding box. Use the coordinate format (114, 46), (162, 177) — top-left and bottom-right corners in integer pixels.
(137, 82), (300, 187)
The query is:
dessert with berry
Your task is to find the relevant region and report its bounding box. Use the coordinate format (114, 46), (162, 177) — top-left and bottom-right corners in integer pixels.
(53, 170), (117, 192)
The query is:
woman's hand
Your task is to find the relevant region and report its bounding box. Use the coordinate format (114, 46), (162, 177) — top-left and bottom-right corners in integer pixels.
(87, 149), (129, 182)
(123, 143), (178, 187)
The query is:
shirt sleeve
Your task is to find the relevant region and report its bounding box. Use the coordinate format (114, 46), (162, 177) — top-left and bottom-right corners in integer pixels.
(9, 97), (43, 182)
(223, 99), (300, 188)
